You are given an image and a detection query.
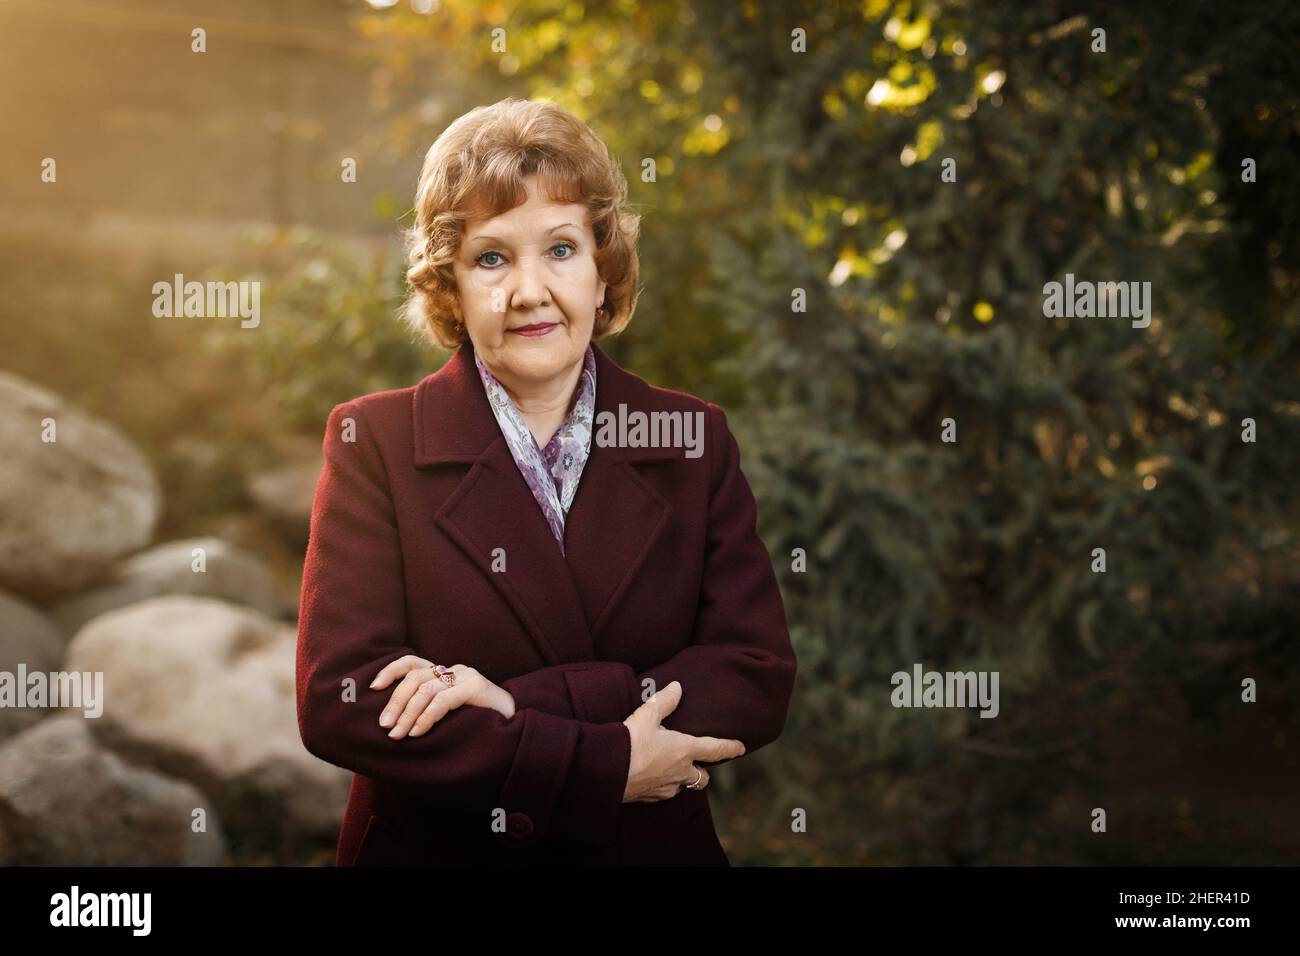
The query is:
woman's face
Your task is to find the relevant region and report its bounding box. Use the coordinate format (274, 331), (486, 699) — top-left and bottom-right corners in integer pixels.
(452, 173), (607, 397)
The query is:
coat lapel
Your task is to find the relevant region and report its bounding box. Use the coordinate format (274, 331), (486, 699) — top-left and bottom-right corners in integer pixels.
(412, 342), (676, 666)
(562, 346), (678, 641)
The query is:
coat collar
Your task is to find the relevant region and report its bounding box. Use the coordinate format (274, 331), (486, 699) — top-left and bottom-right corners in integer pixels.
(412, 340), (681, 465)
(410, 340), (680, 665)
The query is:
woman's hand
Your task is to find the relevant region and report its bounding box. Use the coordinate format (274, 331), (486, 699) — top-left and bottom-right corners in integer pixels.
(370, 655), (516, 739)
(621, 680), (746, 802)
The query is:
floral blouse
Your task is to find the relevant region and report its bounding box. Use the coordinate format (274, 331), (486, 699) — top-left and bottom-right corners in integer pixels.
(473, 344), (597, 555)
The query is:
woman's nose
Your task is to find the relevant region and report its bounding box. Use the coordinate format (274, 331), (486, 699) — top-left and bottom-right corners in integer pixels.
(510, 255), (551, 310)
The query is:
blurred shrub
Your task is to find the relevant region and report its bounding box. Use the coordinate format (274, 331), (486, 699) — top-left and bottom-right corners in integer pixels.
(201, 229), (442, 436)
(358, 0), (1300, 860)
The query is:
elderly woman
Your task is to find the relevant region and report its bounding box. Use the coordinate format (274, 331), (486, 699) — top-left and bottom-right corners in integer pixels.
(295, 98), (796, 865)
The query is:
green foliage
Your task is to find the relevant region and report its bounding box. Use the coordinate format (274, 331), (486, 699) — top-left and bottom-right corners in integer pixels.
(358, 0), (1300, 861)
(714, 0), (1300, 771)
(201, 231), (443, 435)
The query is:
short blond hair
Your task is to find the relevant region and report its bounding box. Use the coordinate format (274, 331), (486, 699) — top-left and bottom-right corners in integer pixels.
(401, 98), (642, 349)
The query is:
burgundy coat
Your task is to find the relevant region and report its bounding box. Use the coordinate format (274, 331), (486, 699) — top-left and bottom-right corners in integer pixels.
(295, 341), (797, 865)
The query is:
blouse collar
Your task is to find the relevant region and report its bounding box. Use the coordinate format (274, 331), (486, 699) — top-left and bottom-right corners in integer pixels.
(472, 344), (597, 553)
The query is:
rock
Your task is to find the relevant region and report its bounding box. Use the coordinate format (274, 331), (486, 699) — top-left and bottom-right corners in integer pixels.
(50, 536), (292, 636)
(0, 590), (67, 742)
(246, 435), (322, 545)
(65, 596), (349, 847)
(0, 716), (226, 865)
(0, 372), (161, 602)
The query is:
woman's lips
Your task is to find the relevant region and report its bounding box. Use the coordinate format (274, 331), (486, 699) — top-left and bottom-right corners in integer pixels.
(510, 323), (557, 338)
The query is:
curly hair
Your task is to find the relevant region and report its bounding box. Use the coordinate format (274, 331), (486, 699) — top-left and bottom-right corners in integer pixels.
(400, 98), (642, 350)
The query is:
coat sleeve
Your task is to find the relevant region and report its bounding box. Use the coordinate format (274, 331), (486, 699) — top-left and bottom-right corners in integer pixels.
(501, 403), (797, 757)
(295, 400), (632, 850)
(502, 661), (644, 724)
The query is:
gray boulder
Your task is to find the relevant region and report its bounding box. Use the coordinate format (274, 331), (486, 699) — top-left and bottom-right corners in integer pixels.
(0, 590), (67, 742)
(0, 372), (160, 602)
(246, 435), (322, 544)
(0, 715), (226, 865)
(51, 536), (292, 636)
(65, 596), (349, 844)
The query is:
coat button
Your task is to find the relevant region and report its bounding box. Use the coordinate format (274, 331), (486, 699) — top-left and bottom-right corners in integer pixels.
(505, 811), (534, 839)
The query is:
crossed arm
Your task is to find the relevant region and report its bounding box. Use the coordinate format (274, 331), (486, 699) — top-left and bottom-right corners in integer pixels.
(508, 406), (797, 744)
(373, 403), (796, 753)
(296, 398), (795, 850)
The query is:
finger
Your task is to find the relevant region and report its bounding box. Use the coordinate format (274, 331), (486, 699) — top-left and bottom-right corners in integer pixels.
(370, 655), (431, 691)
(689, 735), (747, 762)
(389, 678), (449, 738)
(379, 670), (427, 726)
(408, 685), (471, 736)
(381, 667), (439, 730)
(645, 680), (681, 722)
(373, 654), (431, 690)
(684, 765), (710, 790)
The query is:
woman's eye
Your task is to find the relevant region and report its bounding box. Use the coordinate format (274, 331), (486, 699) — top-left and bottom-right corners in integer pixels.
(475, 243), (573, 268)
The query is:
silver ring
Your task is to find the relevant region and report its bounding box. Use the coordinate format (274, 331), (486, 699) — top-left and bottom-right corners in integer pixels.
(685, 766), (704, 790)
